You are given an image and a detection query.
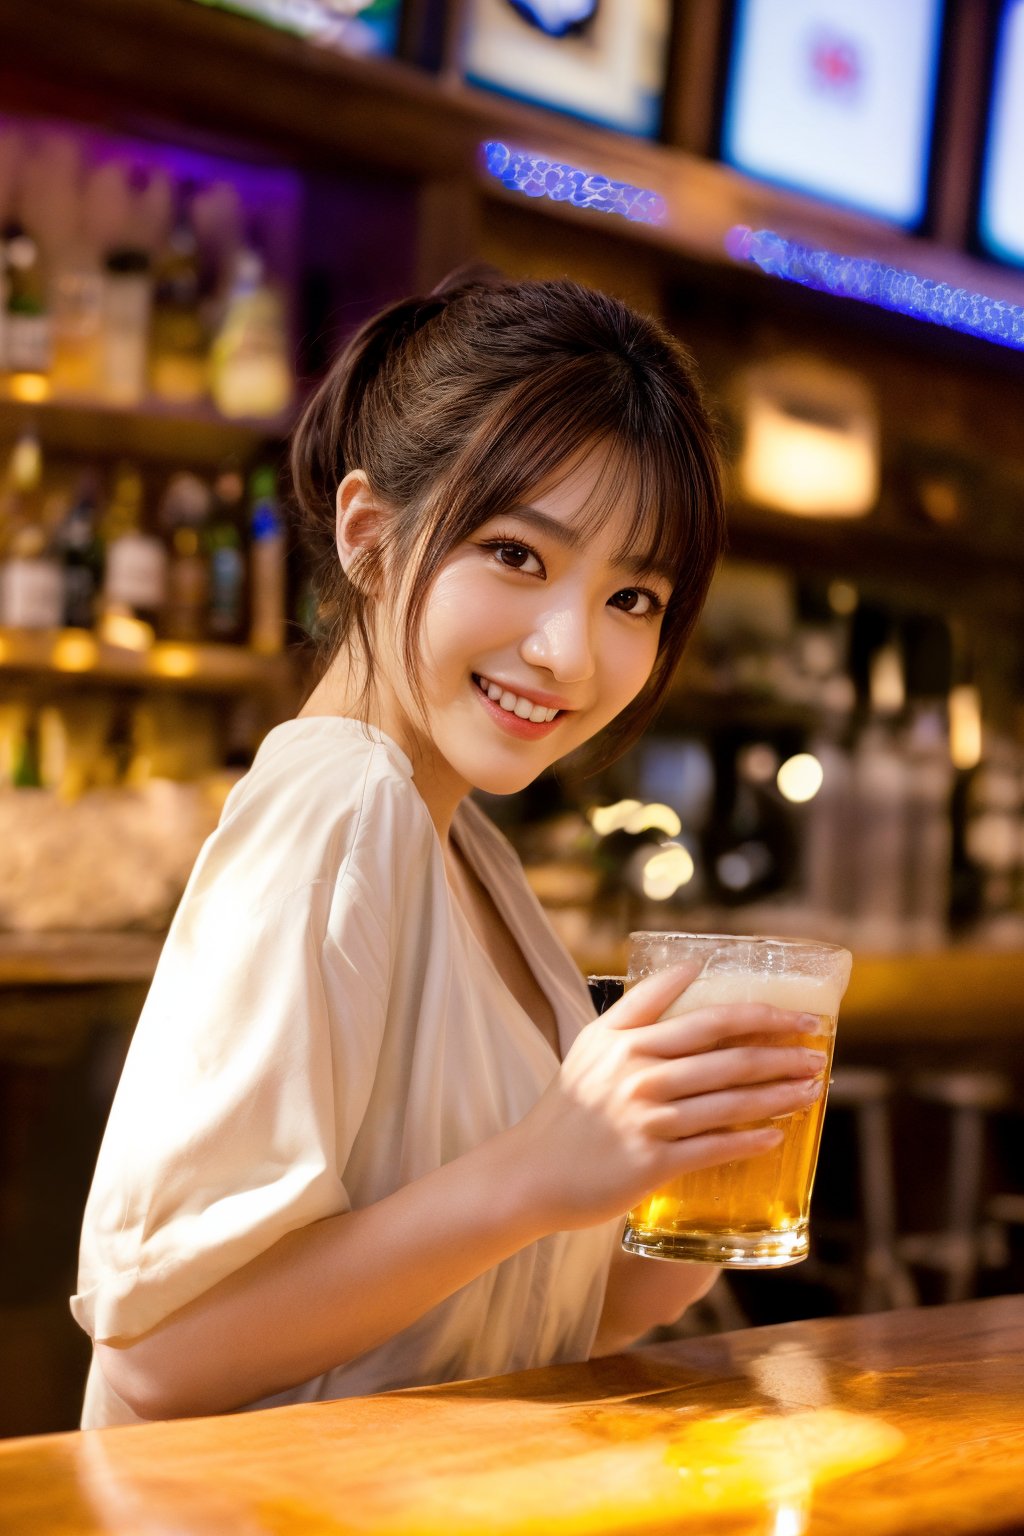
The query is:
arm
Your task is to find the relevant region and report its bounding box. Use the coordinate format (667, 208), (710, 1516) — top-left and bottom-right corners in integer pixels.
(98, 966), (824, 1419)
(592, 1247), (719, 1357)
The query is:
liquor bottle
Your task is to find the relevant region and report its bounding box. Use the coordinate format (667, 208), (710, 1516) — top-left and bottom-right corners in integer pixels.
(41, 133), (104, 400)
(11, 710), (42, 789)
(0, 429), (63, 628)
(101, 246), (152, 406)
(149, 183), (208, 406)
(54, 470), (103, 630)
(1, 218), (52, 392)
(210, 239), (293, 420)
(206, 463), (246, 642)
(159, 471), (211, 643)
(100, 464), (168, 630)
(248, 465), (286, 654)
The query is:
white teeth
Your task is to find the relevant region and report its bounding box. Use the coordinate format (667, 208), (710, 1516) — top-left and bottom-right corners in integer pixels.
(476, 674), (560, 724)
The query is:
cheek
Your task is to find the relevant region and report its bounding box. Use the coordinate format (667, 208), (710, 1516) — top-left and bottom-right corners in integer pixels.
(420, 570), (501, 667)
(603, 624), (660, 700)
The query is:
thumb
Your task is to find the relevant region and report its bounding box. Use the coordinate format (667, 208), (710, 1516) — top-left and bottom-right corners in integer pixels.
(603, 962), (701, 1030)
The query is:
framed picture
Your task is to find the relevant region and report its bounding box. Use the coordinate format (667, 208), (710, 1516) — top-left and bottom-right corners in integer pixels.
(461, 0), (673, 138)
(187, 0), (403, 58)
(720, 0), (946, 229)
(977, 0), (1024, 267)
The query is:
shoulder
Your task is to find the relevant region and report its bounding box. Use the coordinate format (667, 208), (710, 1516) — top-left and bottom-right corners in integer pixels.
(192, 718), (435, 914)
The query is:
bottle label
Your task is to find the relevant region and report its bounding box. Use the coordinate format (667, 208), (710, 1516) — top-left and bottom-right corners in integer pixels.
(6, 313), (53, 374)
(1, 558), (64, 627)
(105, 537), (169, 609)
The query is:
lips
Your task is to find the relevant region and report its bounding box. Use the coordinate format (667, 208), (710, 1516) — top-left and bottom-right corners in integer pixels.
(471, 673), (568, 738)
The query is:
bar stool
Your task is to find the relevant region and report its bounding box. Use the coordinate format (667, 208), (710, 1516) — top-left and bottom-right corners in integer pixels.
(898, 1069), (1014, 1304)
(808, 1066), (918, 1312)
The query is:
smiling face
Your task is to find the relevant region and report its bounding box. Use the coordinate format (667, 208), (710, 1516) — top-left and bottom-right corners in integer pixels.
(369, 446), (674, 827)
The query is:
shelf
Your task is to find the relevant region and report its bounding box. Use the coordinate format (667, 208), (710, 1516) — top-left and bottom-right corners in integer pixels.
(0, 627), (300, 693)
(0, 395), (294, 466)
(6, 0), (1024, 318)
(0, 930), (163, 986)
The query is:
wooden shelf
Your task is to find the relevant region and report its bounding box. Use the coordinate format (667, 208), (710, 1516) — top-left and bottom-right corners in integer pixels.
(0, 395), (293, 465)
(0, 627), (300, 694)
(5, 0), (1024, 316)
(0, 930), (163, 986)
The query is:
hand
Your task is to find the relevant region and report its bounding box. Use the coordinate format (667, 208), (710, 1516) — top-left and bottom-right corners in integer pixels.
(510, 965), (827, 1231)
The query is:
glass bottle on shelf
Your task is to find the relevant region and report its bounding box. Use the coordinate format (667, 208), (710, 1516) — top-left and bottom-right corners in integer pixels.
(1, 217), (52, 395)
(206, 462), (246, 642)
(54, 469), (103, 630)
(101, 246), (152, 407)
(248, 464), (286, 655)
(210, 236), (293, 421)
(159, 470), (211, 643)
(149, 181), (208, 407)
(0, 428), (63, 628)
(100, 463), (168, 632)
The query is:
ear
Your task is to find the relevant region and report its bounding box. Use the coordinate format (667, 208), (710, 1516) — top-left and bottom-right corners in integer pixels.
(335, 470), (391, 584)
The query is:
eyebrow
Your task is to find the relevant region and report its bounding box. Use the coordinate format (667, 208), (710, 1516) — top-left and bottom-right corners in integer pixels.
(504, 504), (676, 587)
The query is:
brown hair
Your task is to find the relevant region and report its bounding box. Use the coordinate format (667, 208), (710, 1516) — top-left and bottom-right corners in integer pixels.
(290, 268), (725, 771)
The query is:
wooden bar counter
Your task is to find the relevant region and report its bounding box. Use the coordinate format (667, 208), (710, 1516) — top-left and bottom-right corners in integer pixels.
(1, 1295), (1022, 1534)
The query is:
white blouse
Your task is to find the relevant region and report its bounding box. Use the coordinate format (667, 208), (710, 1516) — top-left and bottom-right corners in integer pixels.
(73, 717), (619, 1427)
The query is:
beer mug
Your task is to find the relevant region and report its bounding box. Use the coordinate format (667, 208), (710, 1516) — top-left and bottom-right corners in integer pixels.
(622, 932), (852, 1268)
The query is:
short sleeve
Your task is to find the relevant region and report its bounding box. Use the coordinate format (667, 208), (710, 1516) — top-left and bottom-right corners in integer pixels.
(72, 863), (391, 1344)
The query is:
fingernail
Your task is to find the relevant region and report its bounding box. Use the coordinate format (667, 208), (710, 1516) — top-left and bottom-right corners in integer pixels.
(804, 1050), (828, 1067)
(798, 1013), (824, 1030)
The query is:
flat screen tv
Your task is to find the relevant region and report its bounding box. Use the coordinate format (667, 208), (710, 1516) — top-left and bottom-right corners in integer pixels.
(977, 0), (1024, 267)
(720, 0), (945, 229)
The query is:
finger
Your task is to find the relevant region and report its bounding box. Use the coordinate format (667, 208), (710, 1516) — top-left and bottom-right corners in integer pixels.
(644, 1003), (830, 1056)
(635, 1044), (827, 1103)
(646, 1075), (825, 1141)
(655, 1124), (784, 1179)
(602, 964), (700, 1030)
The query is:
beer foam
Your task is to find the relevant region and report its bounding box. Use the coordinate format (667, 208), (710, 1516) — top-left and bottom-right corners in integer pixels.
(660, 969), (846, 1020)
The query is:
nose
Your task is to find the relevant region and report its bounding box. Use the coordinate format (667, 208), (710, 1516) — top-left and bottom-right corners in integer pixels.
(519, 604), (596, 683)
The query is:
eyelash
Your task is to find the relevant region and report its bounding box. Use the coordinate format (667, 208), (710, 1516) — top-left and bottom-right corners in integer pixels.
(479, 533), (667, 619)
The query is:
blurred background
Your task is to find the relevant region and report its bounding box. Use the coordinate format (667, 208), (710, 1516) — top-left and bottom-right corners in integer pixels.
(2, 0), (1024, 1436)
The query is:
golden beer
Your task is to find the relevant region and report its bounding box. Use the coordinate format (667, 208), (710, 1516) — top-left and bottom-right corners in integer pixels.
(622, 936), (851, 1268)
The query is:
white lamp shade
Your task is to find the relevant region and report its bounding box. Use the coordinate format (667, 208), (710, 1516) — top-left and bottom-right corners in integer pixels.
(737, 355), (880, 518)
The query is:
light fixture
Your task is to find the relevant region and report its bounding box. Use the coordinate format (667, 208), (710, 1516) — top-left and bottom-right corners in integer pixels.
(736, 354), (880, 518)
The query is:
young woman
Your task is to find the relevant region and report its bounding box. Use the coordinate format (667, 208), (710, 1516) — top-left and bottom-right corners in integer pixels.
(72, 271), (827, 1426)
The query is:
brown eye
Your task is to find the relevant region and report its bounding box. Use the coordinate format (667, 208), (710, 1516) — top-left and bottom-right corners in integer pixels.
(497, 542), (532, 569)
(611, 588), (654, 615)
(483, 539), (544, 576)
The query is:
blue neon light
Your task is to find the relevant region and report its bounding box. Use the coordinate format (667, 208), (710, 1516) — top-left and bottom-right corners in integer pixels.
(727, 226), (1024, 351)
(482, 142), (666, 224)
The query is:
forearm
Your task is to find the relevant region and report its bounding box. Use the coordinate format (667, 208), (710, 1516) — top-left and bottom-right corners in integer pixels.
(96, 1123), (548, 1420)
(591, 1244), (718, 1356)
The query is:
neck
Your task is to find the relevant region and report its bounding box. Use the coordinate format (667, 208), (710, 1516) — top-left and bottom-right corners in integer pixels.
(298, 647), (467, 844)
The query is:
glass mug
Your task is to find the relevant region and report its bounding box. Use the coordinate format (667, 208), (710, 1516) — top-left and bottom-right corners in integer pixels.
(620, 932), (852, 1269)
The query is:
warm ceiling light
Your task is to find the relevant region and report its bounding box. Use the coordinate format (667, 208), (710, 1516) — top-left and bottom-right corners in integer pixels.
(949, 685), (982, 770)
(777, 752), (824, 803)
(737, 355), (879, 518)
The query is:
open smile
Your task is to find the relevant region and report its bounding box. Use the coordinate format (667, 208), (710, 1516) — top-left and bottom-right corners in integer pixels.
(472, 673), (568, 738)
